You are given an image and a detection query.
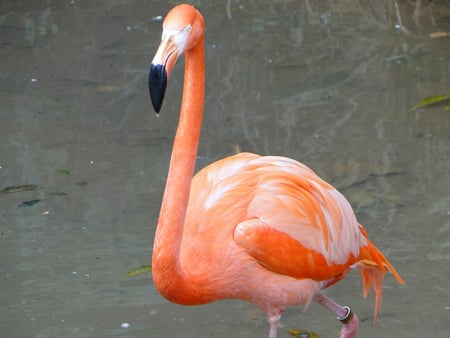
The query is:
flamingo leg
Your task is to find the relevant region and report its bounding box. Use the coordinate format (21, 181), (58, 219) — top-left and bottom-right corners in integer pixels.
(267, 314), (281, 338)
(313, 293), (359, 338)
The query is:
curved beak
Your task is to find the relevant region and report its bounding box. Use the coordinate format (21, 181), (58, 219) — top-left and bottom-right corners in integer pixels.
(148, 34), (178, 113)
(148, 64), (167, 113)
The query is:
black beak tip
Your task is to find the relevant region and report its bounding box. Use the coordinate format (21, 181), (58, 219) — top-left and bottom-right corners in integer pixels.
(148, 64), (167, 113)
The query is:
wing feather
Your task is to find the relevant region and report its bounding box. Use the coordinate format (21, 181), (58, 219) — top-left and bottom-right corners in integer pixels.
(234, 219), (357, 280)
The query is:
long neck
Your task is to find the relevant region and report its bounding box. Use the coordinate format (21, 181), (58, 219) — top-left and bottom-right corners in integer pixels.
(152, 38), (205, 292)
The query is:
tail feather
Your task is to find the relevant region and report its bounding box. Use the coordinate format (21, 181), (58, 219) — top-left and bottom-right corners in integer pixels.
(356, 236), (405, 324)
(359, 267), (385, 323)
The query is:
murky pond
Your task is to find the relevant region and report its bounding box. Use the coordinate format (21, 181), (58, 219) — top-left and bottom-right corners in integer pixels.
(1, 1), (449, 337)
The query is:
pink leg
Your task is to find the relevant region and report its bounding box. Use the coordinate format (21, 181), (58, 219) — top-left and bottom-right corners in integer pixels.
(313, 293), (359, 338)
(267, 314), (281, 338)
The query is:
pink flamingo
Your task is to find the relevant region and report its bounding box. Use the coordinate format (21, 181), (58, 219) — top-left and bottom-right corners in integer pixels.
(148, 4), (404, 338)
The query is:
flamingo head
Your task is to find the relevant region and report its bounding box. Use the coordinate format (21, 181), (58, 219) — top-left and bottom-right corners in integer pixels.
(149, 4), (204, 113)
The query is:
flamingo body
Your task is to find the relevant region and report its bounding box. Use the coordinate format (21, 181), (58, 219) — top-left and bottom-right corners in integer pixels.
(148, 5), (404, 338)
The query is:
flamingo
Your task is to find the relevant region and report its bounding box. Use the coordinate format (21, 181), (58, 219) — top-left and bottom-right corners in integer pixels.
(148, 4), (404, 338)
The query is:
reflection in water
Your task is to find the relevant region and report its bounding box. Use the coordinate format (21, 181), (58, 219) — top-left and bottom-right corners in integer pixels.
(1, 1), (449, 337)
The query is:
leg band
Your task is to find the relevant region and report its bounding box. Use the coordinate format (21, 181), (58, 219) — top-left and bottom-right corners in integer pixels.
(336, 306), (353, 324)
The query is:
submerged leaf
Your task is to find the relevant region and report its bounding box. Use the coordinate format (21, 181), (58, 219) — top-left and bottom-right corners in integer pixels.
(48, 191), (68, 196)
(287, 329), (321, 338)
(409, 94), (450, 111)
(18, 199), (41, 208)
(96, 85), (121, 93)
(1, 184), (37, 194)
(125, 265), (152, 277)
(57, 169), (71, 175)
(429, 31), (449, 39)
